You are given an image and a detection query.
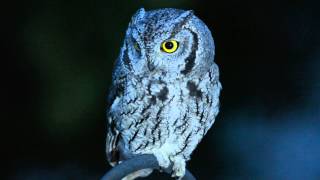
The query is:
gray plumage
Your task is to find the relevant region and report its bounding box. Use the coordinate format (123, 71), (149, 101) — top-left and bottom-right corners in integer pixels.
(106, 8), (221, 179)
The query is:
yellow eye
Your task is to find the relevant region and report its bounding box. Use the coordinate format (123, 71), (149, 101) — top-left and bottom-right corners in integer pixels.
(161, 40), (179, 53)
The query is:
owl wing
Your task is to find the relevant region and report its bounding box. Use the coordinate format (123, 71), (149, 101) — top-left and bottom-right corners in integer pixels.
(106, 58), (126, 166)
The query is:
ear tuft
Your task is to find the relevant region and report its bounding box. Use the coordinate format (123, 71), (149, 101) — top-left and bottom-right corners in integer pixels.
(131, 8), (146, 24)
(176, 9), (194, 21)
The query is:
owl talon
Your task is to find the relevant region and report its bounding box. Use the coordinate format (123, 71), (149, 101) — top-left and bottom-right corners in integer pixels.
(171, 156), (186, 179)
(152, 150), (171, 169)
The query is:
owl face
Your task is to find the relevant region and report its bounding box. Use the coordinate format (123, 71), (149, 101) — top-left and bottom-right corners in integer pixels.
(120, 8), (215, 78)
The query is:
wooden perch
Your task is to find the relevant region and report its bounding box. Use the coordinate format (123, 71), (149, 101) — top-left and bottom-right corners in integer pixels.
(101, 154), (196, 180)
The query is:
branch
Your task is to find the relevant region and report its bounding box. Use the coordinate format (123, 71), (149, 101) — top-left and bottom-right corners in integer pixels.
(101, 154), (196, 180)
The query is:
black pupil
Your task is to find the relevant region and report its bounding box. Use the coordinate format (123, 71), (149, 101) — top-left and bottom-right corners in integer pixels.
(165, 42), (174, 49)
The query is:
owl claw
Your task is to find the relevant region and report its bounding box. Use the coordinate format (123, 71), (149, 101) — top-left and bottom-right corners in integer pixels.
(171, 156), (186, 179)
(151, 149), (187, 178)
(152, 150), (171, 169)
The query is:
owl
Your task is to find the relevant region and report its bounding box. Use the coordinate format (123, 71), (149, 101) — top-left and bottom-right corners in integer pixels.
(106, 8), (221, 179)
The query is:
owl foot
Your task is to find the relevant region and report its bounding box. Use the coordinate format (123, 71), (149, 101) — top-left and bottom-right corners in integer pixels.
(170, 156), (186, 179)
(151, 149), (187, 179)
(152, 149), (171, 169)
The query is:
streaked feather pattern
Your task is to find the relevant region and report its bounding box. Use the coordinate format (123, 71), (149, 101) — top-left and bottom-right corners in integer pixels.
(106, 8), (221, 179)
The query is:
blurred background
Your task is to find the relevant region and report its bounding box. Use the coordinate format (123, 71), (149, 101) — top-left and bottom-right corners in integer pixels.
(4, 0), (320, 179)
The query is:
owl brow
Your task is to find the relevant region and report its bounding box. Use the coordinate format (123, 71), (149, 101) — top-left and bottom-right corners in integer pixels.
(169, 12), (193, 39)
(142, 17), (156, 43)
(181, 28), (199, 75)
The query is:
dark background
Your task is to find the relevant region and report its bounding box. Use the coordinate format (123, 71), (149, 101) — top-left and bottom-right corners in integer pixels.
(4, 0), (320, 179)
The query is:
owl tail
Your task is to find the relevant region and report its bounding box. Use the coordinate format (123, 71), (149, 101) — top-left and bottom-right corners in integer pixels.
(106, 130), (121, 166)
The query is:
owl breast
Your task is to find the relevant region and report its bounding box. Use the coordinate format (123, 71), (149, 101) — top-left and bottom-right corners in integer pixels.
(109, 65), (221, 161)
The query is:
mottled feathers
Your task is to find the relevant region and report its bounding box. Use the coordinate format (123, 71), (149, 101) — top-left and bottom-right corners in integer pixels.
(106, 8), (221, 179)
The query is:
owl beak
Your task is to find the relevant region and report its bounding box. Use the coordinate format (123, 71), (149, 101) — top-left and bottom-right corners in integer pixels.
(146, 54), (155, 71)
(147, 61), (155, 71)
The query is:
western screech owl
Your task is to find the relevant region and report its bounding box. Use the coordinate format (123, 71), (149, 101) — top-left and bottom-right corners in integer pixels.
(106, 8), (221, 179)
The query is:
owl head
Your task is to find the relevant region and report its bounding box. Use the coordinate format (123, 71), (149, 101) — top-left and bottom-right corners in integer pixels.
(118, 8), (215, 79)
